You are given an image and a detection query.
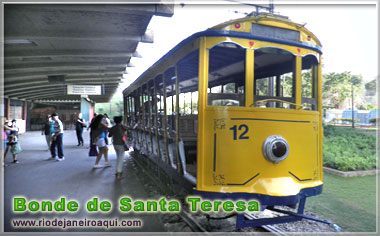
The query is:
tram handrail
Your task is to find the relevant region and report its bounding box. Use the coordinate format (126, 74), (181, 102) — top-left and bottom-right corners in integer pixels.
(251, 99), (303, 109)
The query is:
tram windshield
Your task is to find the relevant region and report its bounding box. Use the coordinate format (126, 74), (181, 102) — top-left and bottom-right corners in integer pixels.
(301, 55), (319, 110)
(207, 42), (246, 107)
(254, 47), (296, 109)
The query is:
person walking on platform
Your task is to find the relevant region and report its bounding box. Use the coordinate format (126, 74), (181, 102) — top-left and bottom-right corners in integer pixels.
(49, 112), (65, 161)
(75, 113), (86, 146)
(4, 120), (21, 164)
(103, 113), (111, 145)
(87, 112), (97, 147)
(109, 116), (128, 179)
(90, 114), (111, 168)
(41, 115), (54, 151)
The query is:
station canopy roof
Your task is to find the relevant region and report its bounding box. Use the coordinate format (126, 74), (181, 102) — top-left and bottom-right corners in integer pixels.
(4, 3), (174, 103)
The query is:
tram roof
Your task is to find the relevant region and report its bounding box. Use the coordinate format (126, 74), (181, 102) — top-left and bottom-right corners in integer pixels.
(4, 3), (174, 103)
(210, 13), (321, 47)
(123, 13), (322, 96)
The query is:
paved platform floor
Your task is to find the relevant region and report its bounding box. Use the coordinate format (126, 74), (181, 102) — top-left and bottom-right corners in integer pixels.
(3, 130), (165, 232)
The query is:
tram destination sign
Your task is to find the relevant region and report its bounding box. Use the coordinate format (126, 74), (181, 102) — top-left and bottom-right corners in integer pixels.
(67, 85), (102, 95)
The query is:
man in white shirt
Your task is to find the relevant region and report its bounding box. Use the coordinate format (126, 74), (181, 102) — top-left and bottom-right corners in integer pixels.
(103, 113), (111, 145)
(50, 112), (65, 161)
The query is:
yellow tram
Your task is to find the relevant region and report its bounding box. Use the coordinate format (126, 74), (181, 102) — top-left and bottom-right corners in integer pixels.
(124, 13), (327, 228)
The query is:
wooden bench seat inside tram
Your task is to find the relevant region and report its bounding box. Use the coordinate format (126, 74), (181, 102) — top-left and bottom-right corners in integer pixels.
(179, 115), (197, 166)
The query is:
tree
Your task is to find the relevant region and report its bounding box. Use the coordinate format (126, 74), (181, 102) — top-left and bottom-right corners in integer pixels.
(365, 79), (376, 96)
(360, 104), (376, 110)
(322, 72), (364, 109)
(301, 71), (312, 98)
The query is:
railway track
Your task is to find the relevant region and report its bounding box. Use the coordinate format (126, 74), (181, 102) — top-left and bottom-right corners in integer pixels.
(131, 152), (336, 233)
(177, 209), (286, 234)
(131, 150), (288, 233)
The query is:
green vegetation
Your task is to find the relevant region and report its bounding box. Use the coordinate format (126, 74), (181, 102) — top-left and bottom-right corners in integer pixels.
(369, 118), (377, 124)
(95, 96), (124, 120)
(360, 103), (377, 111)
(323, 125), (376, 171)
(338, 118), (360, 123)
(307, 172), (377, 232)
(322, 72), (363, 109)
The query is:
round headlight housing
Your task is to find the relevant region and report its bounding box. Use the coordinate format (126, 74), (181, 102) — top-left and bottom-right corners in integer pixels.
(262, 135), (289, 164)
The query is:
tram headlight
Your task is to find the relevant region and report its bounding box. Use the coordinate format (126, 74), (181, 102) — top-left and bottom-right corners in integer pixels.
(262, 135), (289, 164)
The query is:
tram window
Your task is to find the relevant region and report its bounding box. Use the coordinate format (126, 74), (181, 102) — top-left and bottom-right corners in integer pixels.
(166, 96), (173, 115)
(255, 78), (268, 96)
(179, 93), (185, 115)
(142, 85), (149, 127)
(177, 49), (200, 116)
(254, 47), (295, 109)
(156, 75), (164, 129)
(301, 55), (318, 110)
(192, 91), (198, 114)
(164, 67), (176, 131)
(184, 92), (192, 114)
(130, 97), (135, 113)
(208, 42), (246, 107)
(211, 85), (222, 93)
(223, 83), (236, 93)
(177, 49), (199, 178)
(148, 80), (155, 126)
(281, 73), (294, 98)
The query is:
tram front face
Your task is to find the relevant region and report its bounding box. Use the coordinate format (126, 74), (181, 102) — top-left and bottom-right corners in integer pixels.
(196, 36), (323, 200)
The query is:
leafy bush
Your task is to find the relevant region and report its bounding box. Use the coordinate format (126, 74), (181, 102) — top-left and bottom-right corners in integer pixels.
(369, 118), (377, 124)
(323, 125), (377, 171)
(339, 118), (360, 123)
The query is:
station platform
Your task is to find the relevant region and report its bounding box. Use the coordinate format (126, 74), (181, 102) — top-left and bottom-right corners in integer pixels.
(3, 130), (166, 232)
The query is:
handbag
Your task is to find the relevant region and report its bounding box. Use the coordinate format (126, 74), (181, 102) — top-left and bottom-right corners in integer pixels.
(11, 143), (22, 155)
(120, 125), (129, 151)
(89, 144), (98, 156)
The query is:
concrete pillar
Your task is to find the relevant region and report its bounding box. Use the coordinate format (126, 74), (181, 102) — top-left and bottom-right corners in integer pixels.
(23, 101), (27, 120)
(6, 98), (10, 120)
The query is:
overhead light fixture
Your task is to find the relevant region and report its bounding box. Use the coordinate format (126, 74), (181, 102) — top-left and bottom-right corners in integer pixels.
(127, 62), (135, 67)
(22, 57), (52, 62)
(48, 75), (66, 83)
(132, 51), (142, 58)
(5, 39), (36, 46)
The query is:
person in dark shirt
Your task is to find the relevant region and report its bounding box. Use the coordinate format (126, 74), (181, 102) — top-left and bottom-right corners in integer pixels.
(109, 116), (128, 179)
(87, 113), (98, 147)
(75, 113), (86, 146)
(90, 114), (110, 168)
(41, 115), (53, 150)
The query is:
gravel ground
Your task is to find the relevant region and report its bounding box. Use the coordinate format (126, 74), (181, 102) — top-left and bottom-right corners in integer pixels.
(130, 155), (339, 233)
(238, 207), (338, 233)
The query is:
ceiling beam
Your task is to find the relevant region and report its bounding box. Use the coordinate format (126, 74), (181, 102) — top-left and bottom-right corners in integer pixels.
(5, 78), (121, 89)
(5, 82), (119, 94)
(17, 88), (118, 100)
(4, 71), (123, 80)
(5, 31), (154, 43)
(5, 62), (127, 71)
(5, 74), (122, 84)
(4, 50), (140, 59)
(5, 4), (174, 17)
